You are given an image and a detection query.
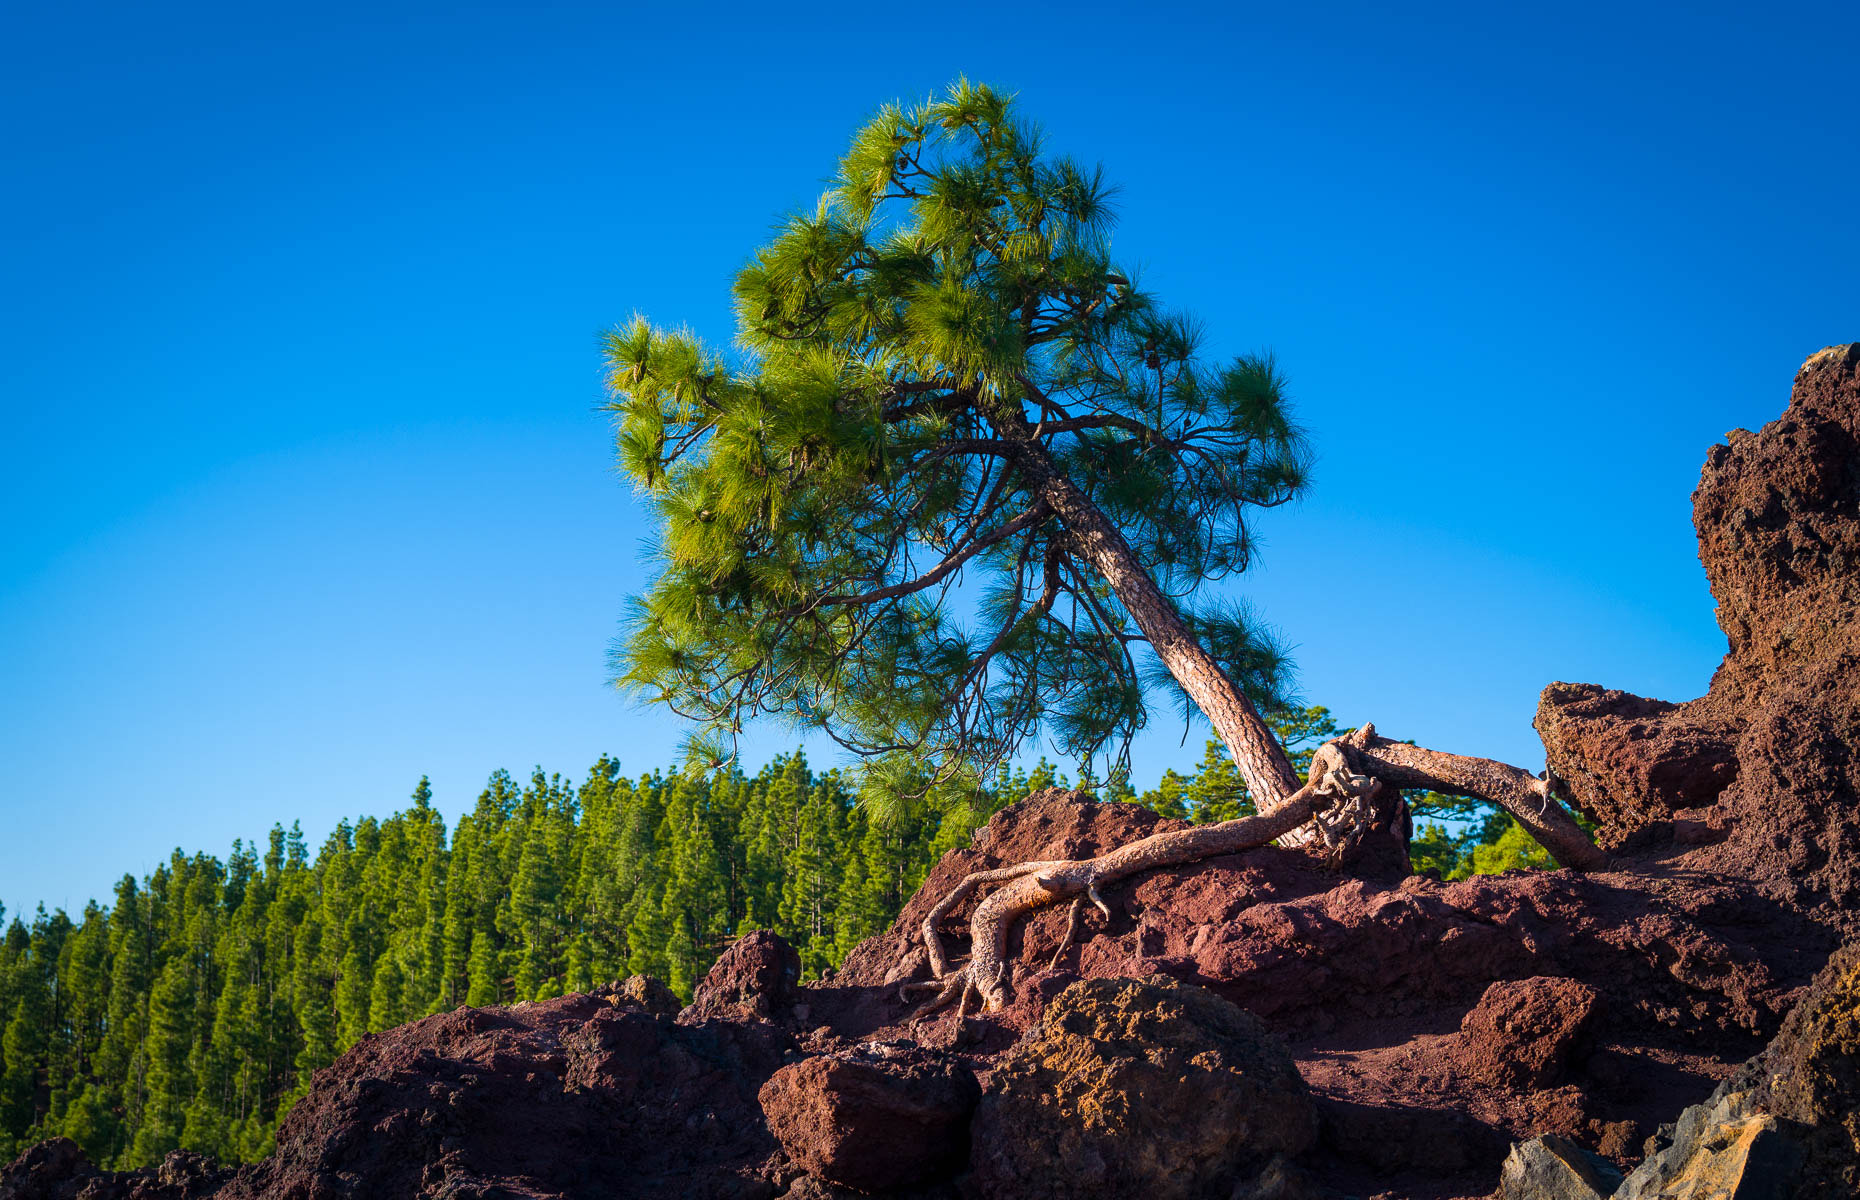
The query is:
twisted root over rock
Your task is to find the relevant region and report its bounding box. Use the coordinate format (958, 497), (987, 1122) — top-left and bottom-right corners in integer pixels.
(908, 725), (1606, 1015)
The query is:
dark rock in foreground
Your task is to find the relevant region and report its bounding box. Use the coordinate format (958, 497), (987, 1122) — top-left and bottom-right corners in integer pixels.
(1492, 1133), (1622, 1200)
(967, 975), (1316, 1200)
(0, 1141), (228, 1200)
(759, 1043), (978, 1193)
(242, 983), (785, 1199)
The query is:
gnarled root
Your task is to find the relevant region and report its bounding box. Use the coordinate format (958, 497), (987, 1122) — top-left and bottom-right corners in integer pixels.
(1047, 896), (1086, 971)
(1327, 724), (1606, 872)
(907, 725), (1607, 1019)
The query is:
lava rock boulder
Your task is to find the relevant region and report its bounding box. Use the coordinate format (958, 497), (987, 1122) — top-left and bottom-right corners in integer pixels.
(1456, 976), (1603, 1091)
(967, 975), (1315, 1200)
(686, 931), (803, 1022)
(759, 1043), (979, 1193)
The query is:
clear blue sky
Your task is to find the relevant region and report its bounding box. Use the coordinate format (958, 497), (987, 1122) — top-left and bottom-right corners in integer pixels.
(4, 0), (1855, 919)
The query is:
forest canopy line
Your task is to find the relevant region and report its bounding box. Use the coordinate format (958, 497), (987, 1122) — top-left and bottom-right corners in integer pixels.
(0, 716), (1543, 1171)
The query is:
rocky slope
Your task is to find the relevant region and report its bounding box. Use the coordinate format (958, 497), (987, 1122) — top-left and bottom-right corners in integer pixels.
(6, 344), (1856, 1199)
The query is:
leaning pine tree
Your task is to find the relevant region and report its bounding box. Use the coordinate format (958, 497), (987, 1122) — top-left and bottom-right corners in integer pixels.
(606, 80), (1604, 1017)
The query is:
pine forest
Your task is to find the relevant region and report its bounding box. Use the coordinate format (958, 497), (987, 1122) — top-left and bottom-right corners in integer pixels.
(0, 708), (1546, 1169)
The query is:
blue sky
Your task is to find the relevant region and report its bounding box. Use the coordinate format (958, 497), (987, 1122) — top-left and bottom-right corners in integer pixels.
(4, 0), (1855, 919)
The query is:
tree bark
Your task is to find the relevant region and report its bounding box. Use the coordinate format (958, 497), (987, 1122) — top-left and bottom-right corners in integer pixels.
(898, 419), (1614, 1019)
(1002, 431), (1303, 810)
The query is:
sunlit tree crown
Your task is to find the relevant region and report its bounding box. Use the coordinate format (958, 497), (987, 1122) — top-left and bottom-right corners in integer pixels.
(606, 79), (1311, 801)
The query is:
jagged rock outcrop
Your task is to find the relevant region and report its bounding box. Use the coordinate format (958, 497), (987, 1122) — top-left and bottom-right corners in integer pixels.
(1750, 939), (1860, 1195)
(235, 983), (788, 1200)
(966, 976), (1316, 1200)
(0, 1139), (228, 1200)
(1539, 344), (1860, 905)
(685, 929), (803, 1024)
(1610, 939), (1860, 1200)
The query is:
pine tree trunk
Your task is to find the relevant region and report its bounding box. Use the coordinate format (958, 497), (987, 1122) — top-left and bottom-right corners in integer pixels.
(1006, 435), (1304, 810)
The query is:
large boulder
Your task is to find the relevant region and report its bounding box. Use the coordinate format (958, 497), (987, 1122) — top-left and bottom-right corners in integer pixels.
(1492, 1133), (1623, 1200)
(221, 992), (789, 1200)
(1612, 1087), (1802, 1200)
(758, 1043), (978, 1193)
(1455, 977), (1603, 1091)
(686, 930), (803, 1023)
(967, 975), (1315, 1200)
(1533, 684), (1740, 837)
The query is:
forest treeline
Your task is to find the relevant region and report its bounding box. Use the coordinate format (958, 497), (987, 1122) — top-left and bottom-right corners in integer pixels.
(0, 709), (1544, 1169)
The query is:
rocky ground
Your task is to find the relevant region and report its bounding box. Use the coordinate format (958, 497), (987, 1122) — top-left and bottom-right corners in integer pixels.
(6, 344), (1857, 1199)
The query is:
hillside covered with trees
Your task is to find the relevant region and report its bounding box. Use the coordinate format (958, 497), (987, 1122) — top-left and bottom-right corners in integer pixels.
(0, 707), (1540, 1171)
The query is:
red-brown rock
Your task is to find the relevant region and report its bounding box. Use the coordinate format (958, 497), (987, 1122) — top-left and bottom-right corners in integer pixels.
(967, 975), (1316, 1200)
(1538, 343), (1860, 909)
(1456, 977), (1604, 1090)
(1534, 684), (1740, 838)
(225, 993), (790, 1200)
(686, 930), (803, 1022)
(758, 1044), (978, 1193)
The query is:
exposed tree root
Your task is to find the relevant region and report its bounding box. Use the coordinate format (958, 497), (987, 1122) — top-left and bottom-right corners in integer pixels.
(910, 725), (1607, 1016)
(1047, 896), (1086, 972)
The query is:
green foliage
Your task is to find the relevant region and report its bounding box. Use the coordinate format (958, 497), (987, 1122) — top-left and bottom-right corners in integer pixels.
(1408, 813), (1559, 881)
(1137, 705), (1343, 823)
(607, 79), (1311, 804)
(0, 752), (1046, 1168)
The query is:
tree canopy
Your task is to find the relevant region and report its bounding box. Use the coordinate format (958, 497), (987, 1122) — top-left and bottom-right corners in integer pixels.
(606, 79), (1311, 799)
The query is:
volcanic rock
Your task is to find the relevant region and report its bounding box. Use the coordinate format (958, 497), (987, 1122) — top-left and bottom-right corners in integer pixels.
(224, 992), (789, 1200)
(0, 1139), (230, 1200)
(687, 930), (803, 1023)
(1456, 977), (1603, 1091)
(1539, 342), (1860, 906)
(758, 1044), (979, 1192)
(1615, 1096), (1801, 1200)
(1533, 685), (1740, 836)
(967, 975), (1315, 1200)
(0, 1138), (93, 1200)
(1751, 939), (1860, 1195)
(1492, 1133), (1622, 1200)
(616, 972), (682, 1016)
(1618, 938), (1860, 1200)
